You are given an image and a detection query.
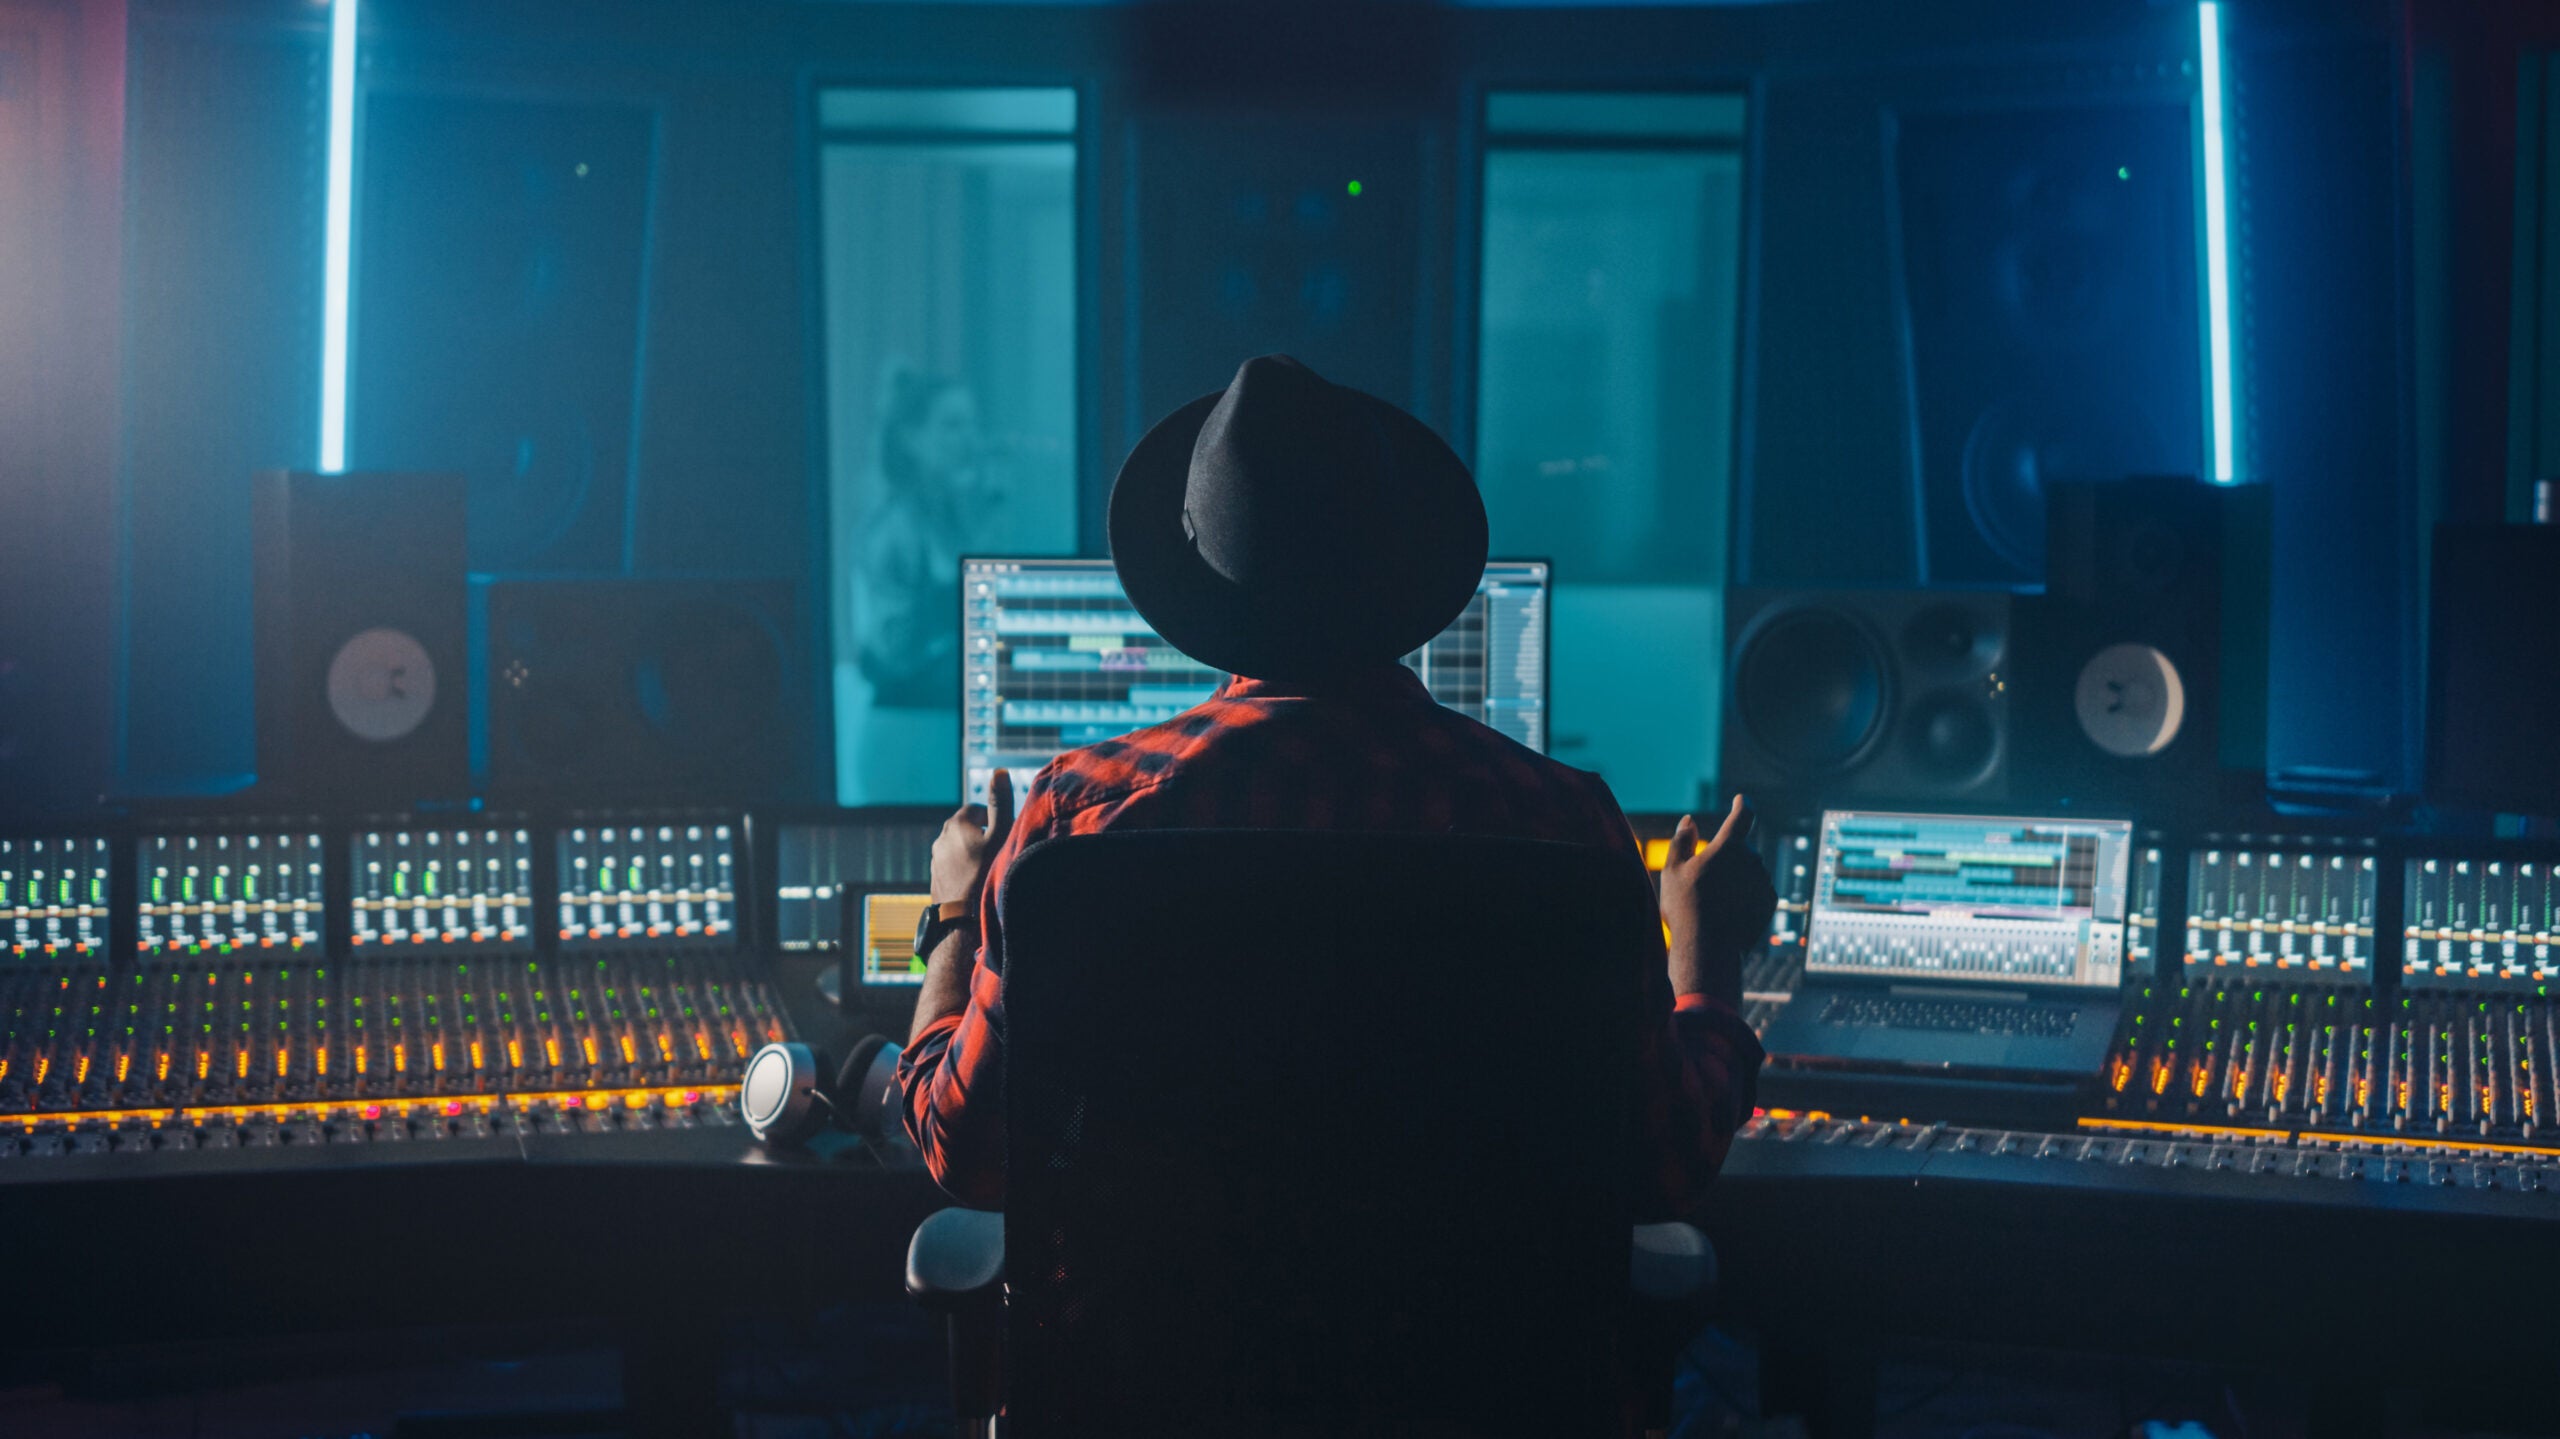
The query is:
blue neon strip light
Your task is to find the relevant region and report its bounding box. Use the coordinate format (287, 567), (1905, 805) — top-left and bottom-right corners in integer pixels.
(2199, 1), (2236, 483)
(318, 0), (358, 473)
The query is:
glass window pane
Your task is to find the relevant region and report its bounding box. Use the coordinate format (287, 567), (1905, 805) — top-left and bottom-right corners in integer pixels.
(1477, 130), (1743, 811)
(819, 87), (1077, 135)
(822, 133), (1078, 806)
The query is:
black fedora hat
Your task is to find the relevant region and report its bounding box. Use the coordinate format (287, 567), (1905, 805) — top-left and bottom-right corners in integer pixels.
(1107, 355), (1489, 680)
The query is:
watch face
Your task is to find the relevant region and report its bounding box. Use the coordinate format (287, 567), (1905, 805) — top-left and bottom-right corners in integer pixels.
(914, 901), (938, 957)
(327, 627), (438, 743)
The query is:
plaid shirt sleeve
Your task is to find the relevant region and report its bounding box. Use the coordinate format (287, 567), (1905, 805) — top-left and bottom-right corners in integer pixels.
(893, 768), (1064, 1209)
(1571, 776), (1767, 1220)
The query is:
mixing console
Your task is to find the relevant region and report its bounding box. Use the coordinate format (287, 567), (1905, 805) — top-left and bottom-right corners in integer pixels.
(3, 836), (110, 959)
(0, 816), (793, 1158)
(1734, 1109), (2560, 1210)
(2404, 855), (2559, 987)
(353, 826), (534, 950)
(2128, 844), (2164, 969)
(0, 946), (786, 1111)
(2088, 842), (2560, 1149)
(138, 830), (325, 955)
(2101, 975), (2385, 1127)
(558, 823), (735, 945)
(2184, 844), (2377, 976)
(771, 817), (936, 953)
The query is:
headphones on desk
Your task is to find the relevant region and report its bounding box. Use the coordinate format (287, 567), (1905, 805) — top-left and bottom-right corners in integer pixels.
(740, 1033), (905, 1148)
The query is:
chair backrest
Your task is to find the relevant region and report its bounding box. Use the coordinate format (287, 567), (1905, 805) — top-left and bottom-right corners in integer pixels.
(996, 830), (1656, 1438)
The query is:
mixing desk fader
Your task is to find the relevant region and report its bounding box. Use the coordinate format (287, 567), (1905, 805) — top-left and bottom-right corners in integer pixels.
(0, 816), (796, 1158)
(2102, 842), (2380, 1129)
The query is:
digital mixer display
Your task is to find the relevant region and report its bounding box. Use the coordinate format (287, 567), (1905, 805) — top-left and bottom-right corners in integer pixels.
(1807, 811), (2134, 987)
(2403, 855), (2558, 989)
(961, 557), (1550, 806)
(136, 831), (324, 955)
(351, 827), (535, 952)
(2, 838), (110, 959)
(556, 823), (735, 946)
(2184, 847), (2376, 978)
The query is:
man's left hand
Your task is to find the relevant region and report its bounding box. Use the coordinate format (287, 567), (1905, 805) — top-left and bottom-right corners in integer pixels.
(930, 769), (1016, 909)
(911, 770), (1017, 1046)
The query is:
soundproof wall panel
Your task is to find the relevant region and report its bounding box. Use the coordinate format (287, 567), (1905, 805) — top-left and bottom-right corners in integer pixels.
(117, 13), (326, 791)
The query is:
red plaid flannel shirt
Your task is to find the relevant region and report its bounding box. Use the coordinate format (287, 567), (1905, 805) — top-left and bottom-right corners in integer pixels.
(896, 664), (1766, 1216)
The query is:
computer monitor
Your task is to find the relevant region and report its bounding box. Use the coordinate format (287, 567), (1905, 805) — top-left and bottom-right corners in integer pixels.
(962, 557), (1549, 805)
(1806, 810), (2135, 989)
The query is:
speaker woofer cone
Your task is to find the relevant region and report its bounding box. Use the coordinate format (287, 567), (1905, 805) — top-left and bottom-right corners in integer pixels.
(1734, 609), (1890, 776)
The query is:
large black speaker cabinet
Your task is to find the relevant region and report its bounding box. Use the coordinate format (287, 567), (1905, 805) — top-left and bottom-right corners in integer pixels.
(2427, 525), (2560, 818)
(2012, 475), (2265, 817)
(478, 578), (816, 803)
(1893, 100), (2204, 587)
(252, 470), (470, 805)
(352, 95), (655, 572)
(1721, 589), (2009, 806)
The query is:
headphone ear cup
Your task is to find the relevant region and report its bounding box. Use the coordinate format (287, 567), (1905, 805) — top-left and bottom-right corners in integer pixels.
(835, 1032), (900, 1133)
(740, 1041), (835, 1149)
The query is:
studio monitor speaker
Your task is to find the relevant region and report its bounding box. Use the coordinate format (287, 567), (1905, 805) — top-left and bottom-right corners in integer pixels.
(2012, 475), (2266, 817)
(1894, 100), (2204, 588)
(479, 577), (817, 803)
(1721, 589), (2010, 805)
(2426, 524), (2560, 818)
(252, 471), (471, 805)
(353, 94), (655, 572)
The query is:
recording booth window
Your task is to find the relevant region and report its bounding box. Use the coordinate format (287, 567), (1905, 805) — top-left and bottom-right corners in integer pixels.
(816, 87), (1082, 807)
(1474, 92), (1747, 811)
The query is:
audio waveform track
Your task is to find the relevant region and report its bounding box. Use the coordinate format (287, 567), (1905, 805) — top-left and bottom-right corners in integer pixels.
(1821, 817), (2100, 917)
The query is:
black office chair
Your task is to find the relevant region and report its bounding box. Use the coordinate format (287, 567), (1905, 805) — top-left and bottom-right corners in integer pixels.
(905, 830), (1718, 1438)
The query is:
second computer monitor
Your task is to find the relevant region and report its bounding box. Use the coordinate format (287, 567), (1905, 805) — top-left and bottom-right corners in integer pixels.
(1807, 809), (2136, 989)
(962, 557), (1549, 805)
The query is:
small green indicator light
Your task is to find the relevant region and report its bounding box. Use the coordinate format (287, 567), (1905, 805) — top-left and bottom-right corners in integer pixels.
(2117, 166), (2130, 180)
(1346, 180), (1363, 197)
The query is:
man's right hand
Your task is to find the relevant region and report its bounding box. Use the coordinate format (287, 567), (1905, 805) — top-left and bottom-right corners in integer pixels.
(1660, 795), (1779, 1009)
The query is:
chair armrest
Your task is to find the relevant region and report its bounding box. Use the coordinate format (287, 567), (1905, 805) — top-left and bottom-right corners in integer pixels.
(1629, 1221), (1715, 1302)
(907, 1207), (1005, 1311)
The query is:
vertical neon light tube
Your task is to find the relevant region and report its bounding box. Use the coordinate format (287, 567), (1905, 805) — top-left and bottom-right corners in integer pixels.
(2198, 1), (2236, 483)
(317, 0), (358, 473)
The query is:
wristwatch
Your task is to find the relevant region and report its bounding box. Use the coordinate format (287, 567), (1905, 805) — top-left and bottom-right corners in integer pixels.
(913, 898), (979, 960)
